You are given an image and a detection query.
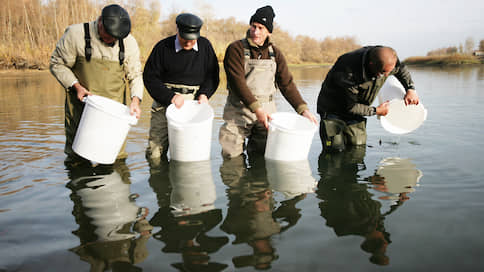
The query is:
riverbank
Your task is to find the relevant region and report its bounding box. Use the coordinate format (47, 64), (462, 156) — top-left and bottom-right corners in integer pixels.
(403, 54), (483, 66)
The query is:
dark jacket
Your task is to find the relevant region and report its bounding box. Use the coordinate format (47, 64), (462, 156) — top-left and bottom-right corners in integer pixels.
(317, 46), (415, 120)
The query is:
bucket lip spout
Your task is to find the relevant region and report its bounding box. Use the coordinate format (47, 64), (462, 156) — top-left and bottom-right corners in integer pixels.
(269, 112), (317, 134)
(85, 95), (138, 125)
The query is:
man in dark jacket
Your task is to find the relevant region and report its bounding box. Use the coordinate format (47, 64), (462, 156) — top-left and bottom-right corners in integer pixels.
(143, 13), (219, 163)
(317, 46), (419, 152)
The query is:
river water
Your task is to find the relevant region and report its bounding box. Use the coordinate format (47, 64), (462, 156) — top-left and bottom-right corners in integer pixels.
(1, 66), (483, 271)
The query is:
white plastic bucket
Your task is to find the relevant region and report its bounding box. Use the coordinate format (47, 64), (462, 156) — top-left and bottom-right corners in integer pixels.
(166, 101), (214, 161)
(72, 95), (137, 164)
(264, 112), (317, 161)
(378, 76), (428, 134)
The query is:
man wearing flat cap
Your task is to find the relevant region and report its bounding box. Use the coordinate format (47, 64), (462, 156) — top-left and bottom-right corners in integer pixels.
(219, 5), (318, 159)
(143, 13), (219, 163)
(50, 4), (144, 166)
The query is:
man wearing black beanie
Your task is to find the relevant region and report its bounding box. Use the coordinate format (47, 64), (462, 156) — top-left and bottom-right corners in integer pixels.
(219, 5), (318, 159)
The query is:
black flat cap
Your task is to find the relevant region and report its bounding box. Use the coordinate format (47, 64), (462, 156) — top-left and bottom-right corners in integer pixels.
(101, 4), (131, 39)
(176, 13), (203, 40)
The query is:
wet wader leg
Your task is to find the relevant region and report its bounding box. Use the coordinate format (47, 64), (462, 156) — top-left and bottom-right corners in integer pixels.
(147, 106), (169, 162)
(219, 103), (251, 159)
(64, 90), (88, 163)
(247, 121), (268, 155)
(344, 119), (367, 146)
(320, 118), (347, 152)
(219, 121), (250, 159)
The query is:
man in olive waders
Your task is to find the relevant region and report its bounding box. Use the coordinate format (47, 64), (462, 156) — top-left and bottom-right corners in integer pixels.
(219, 5), (318, 159)
(50, 4), (143, 166)
(143, 13), (219, 165)
(317, 46), (420, 152)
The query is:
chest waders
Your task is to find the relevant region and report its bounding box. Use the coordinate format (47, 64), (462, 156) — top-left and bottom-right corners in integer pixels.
(64, 22), (127, 162)
(219, 39), (278, 158)
(147, 83), (199, 163)
(320, 76), (388, 152)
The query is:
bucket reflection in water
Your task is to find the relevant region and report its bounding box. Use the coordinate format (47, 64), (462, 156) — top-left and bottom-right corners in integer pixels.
(371, 157), (423, 203)
(266, 159), (317, 199)
(169, 160), (216, 216)
(66, 163), (152, 270)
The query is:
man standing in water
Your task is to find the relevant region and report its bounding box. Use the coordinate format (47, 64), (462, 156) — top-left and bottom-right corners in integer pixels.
(143, 13), (219, 163)
(317, 46), (420, 152)
(219, 5), (317, 159)
(50, 4), (143, 166)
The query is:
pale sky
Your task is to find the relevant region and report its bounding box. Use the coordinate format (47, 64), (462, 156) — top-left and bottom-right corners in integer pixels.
(158, 0), (483, 59)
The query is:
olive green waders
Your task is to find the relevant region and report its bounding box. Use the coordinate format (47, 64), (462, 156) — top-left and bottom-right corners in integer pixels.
(319, 115), (367, 152)
(146, 83), (197, 162)
(65, 56), (127, 163)
(219, 43), (278, 158)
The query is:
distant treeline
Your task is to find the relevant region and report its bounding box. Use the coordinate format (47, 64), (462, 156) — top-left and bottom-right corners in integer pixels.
(0, 0), (361, 70)
(403, 38), (484, 65)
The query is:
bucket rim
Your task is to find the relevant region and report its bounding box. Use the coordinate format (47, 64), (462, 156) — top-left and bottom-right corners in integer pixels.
(166, 101), (214, 127)
(85, 95), (138, 125)
(269, 112), (317, 135)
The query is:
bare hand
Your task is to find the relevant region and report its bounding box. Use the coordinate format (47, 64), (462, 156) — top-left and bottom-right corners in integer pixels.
(198, 94), (208, 104)
(301, 109), (318, 124)
(404, 89), (419, 105)
(130, 96), (141, 119)
(255, 107), (271, 129)
(376, 101), (390, 116)
(73, 82), (91, 101)
(171, 94), (185, 109)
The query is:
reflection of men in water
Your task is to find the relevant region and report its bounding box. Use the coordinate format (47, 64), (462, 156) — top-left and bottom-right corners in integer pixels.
(66, 161), (152, 271)
(148, 160), (228, 272)
(220, 154), (306, 270)
(316, 147), (392, 265)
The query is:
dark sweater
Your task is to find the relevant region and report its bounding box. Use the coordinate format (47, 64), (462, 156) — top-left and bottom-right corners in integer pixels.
(143, 35), (220, 106)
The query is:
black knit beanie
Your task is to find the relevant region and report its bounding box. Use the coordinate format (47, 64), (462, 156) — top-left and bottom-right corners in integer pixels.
(249, 5), (275, 33)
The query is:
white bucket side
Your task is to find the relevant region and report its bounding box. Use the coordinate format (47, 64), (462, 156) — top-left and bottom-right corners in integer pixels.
(264, 112), (316, 161)
(378, 75), (406, 104)
(166, 101), (214, 161)
(72, 95), (134, 164)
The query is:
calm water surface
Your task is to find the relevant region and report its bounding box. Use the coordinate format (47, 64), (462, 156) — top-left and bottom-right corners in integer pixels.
(1, 66), (484, 271)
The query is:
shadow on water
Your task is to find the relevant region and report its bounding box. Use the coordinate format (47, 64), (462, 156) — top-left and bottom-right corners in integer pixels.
(316, 147), (422, 266)
(65, 161), (152, 271)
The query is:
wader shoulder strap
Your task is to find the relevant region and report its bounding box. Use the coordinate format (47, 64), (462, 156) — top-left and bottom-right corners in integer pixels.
(83, 23), (92, 62)
(241, 39), (275, 61)
(83, 22), (124, 65)
(241, 39), (251, 60)
(118, 38), (125, 65)
(268, 45), (275, 61)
